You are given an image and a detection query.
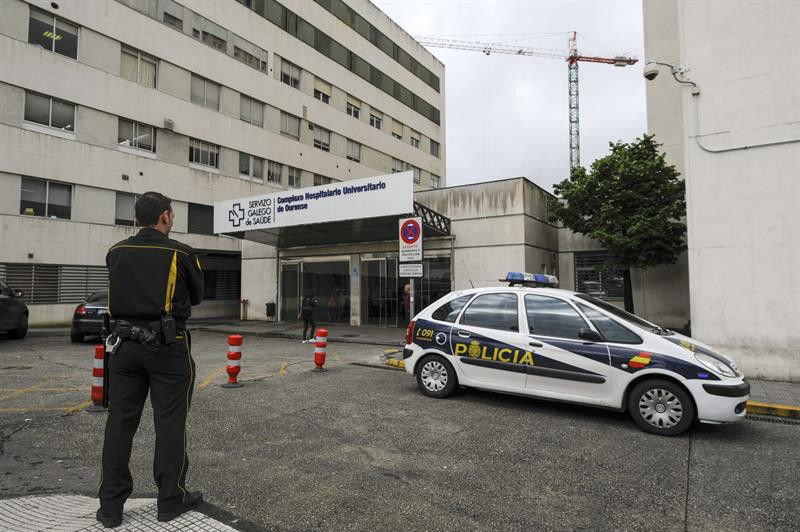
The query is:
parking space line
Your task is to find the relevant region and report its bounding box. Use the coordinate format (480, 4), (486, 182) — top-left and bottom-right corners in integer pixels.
(0, 375), (71, 403)
(63, 400), (93, 414)
(332, 351), (342, 363)
(279, 361), (289, 376)
(198, 367), (227, 391)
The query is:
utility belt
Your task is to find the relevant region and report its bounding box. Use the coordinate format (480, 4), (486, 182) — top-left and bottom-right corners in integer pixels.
(106, 316), (186, 354)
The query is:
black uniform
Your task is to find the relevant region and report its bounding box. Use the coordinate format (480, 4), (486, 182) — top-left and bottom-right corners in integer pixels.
(98, 227), (204, 516)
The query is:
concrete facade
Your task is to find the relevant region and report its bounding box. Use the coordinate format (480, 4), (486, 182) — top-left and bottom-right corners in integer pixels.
(0, 0), (445, 326)
(643, 0), (800, 380)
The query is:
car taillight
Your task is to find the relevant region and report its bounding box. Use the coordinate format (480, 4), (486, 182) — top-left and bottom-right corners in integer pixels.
(75, 305), (86, 315)
(405, 320), (415, 345)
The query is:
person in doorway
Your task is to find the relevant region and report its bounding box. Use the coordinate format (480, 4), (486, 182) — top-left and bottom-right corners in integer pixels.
(299, 291), (317, 343)
(327, 288), (340, 321)
(402, 283), (411, 324)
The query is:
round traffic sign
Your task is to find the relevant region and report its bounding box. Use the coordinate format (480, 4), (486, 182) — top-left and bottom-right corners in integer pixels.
(401, 219), (421, 244)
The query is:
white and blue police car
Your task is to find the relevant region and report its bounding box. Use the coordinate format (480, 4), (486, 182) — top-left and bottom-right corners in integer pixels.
(403, 272), (749, 436)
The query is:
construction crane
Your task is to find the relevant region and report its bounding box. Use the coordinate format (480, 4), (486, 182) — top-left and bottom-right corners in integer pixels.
(415, 32), (638, 170)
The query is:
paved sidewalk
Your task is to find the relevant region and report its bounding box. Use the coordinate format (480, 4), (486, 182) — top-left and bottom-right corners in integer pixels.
(0, 495), (237, 531)
(197, 320), (406, 347)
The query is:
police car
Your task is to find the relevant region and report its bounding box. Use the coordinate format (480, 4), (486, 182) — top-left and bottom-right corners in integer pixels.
(403, 272), (749, 436)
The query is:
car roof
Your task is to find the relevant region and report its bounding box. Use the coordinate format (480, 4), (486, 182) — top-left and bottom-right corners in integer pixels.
(448, 286), (579, 298)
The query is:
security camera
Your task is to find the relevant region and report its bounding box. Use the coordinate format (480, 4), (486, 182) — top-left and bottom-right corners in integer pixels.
(643, 65), (660, 81)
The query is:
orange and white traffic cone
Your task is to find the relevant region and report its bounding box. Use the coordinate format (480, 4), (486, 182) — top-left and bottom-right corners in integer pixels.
(86, 344), (107, 412)
(222, 334), (244, 388)
(311, 328), (328, 372)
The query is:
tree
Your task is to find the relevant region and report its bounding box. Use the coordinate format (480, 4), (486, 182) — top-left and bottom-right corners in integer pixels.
(549, 134), (686, 313)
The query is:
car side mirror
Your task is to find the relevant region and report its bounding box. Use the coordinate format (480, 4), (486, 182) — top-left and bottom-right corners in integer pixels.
(579, 328), (604, 342)
(13, 290), (24, 298)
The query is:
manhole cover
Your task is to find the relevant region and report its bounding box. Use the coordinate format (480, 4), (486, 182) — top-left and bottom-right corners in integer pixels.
(341, 334), (360, 338)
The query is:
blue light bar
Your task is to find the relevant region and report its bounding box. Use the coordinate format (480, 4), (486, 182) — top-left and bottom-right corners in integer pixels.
(500, 272), (559, 287)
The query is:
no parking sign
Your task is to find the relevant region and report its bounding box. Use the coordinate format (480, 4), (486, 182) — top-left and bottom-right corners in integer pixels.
(399, 217), (422, 262)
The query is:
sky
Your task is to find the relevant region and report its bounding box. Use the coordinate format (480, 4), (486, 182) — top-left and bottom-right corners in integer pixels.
(371, 0), (648, 191)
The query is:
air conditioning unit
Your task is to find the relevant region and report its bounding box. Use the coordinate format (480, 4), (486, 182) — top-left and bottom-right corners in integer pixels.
(163, 118), (174, 131)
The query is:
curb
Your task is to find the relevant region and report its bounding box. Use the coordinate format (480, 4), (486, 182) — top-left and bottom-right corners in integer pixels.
(197, 327), (403, 348)
(746, 401), (800, 419)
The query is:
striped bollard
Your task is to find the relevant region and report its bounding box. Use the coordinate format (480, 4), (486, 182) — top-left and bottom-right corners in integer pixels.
(312, 328), (328, 372)
(86, 344), (107, 412)
(222, 334), (244, 388)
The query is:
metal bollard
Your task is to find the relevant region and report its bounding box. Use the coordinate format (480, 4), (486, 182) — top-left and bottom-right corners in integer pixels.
(222, 334), (244, 388)
(312, 328), (328, 372)
(86, 344), (107, 412)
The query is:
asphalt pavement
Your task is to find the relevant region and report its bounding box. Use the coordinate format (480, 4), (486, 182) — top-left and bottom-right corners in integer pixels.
(1, 333), (798, 531)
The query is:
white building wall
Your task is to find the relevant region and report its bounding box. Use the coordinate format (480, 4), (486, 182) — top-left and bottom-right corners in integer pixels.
(644, 0), (800, 380)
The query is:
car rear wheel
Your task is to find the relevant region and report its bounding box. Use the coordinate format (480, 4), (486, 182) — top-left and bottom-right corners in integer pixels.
(628, 378), (694, 436)
(415, 355), (457, 398)
(9, 314), (28, 340)
(70, 327), (84, 343)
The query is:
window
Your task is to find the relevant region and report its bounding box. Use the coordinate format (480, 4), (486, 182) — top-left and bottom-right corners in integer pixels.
(369, 112), (382, 129)
(430, 140), (440, 158)
(24, 91), (74, 131)
(460, 293), (519, 332)
(412, 167), (421, 184)
(313, 126), (331, 151)
(163, 12), (182, 29)
(431, 174), (440, 188)
(188, 203), (214, 235)
(346, 140), (360, 162)
(28, 8), (78, 59)
(234, 46), (266, 71)
(391, 120), (403, 140)
(410, 130), (420, 148)
(240, 95), (264, 127)
(120, 45), (157, 88)
(281, 59), (300, 88)
(574, 251), (625, 299)
(575, 294), (658, 331)
(190, 75), (220, 111)
(577, 303), (642, 344)
(20, 177), (71, 219)
(391, 158), (405, 174)
(201, 31), (226, 51)
(314, 78), (331, 104)
(432, 295), (472, 323)
(280, 111), (300, 138)
(118, 119), (155, 152)
(189, 138), (219, 168)
(265, 161), (283, 183)
(346, 96), (360, 119)
(525, 295), (588, 340)
(288, 166), (301, 188)
(239, 152), (264, 180)
(314, 174), (333, 186)
(115, 192), (138, 226)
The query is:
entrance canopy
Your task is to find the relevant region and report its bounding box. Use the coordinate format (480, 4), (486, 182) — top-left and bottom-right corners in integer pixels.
(213, 172), (450, 248)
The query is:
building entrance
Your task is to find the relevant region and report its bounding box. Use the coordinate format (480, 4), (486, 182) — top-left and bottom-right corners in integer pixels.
(280, 260), (350, 323)
(361, 258), (399, 327)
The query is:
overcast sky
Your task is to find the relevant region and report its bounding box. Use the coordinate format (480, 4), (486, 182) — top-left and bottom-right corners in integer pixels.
(371, 0), (647, 191)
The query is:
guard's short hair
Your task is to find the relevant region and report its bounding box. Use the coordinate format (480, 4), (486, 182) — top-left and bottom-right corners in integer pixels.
(135, 192), (172, 227)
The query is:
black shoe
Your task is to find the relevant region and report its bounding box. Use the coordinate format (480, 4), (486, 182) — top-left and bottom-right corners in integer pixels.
(157, 491), (203, 522)
(96, 508), (122, 528)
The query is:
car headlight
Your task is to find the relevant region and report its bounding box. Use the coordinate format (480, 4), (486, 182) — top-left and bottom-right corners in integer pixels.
(695, 353), (737, 378)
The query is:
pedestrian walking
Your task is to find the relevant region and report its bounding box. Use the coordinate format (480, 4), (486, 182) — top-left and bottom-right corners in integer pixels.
(299, 291), (317, 343)
(96, 192), (204, 528)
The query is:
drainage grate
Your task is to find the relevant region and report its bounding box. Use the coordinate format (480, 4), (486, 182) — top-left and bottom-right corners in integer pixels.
(746, 414), (800, 426)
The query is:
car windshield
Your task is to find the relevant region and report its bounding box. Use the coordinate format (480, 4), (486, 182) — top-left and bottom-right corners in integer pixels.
(574, 294), (671, 334)
(87, 291), (108, 305)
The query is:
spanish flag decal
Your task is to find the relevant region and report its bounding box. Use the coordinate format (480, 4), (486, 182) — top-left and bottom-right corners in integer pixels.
(628, 352), (652, 369)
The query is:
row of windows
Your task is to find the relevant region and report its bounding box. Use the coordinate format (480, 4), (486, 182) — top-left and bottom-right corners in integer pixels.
(236, 0), (441, 125)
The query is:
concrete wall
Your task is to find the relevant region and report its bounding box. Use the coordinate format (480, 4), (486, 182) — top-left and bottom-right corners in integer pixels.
(644, 0), (800, 380)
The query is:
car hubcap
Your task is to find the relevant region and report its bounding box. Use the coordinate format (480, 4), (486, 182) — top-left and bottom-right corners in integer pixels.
(639, 388), (683, 429)
(421, 360), (448, 392)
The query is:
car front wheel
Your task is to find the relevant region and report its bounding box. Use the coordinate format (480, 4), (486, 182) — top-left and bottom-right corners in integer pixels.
(9, 314), (28, 340)
(628, 378), (695, 436)
(415, 355), (457, 398)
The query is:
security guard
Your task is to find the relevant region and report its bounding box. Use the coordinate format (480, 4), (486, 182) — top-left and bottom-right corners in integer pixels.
(96, 191), (204, 528)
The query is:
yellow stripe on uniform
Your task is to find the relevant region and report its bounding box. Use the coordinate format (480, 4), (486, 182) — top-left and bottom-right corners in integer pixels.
(165, 251), (178, 314)
(195, 256), (202, 270)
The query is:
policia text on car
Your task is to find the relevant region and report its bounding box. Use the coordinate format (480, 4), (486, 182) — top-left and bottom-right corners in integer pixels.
(95, 191), (204, 528)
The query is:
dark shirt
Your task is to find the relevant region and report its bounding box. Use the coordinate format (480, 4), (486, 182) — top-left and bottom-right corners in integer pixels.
(301, 297), (316, 319)
(106, 228), (204, 326)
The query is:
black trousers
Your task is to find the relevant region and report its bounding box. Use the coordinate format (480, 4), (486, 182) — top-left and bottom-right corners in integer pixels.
(303, 318), (316, 340)
(98, 332), (196, 514)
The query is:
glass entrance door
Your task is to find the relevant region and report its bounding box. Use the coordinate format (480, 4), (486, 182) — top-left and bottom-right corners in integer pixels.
(361, 258), (398, 327)
(280, 262), (300, 321)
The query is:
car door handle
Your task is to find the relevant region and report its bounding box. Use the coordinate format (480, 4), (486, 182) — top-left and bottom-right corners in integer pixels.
(528, 340), (543, 347)
(457, 330), (471, 338)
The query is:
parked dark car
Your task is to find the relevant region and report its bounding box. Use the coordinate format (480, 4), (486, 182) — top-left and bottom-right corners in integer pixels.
(71, 290), (110, 343)
(0, 280), (28, 339)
